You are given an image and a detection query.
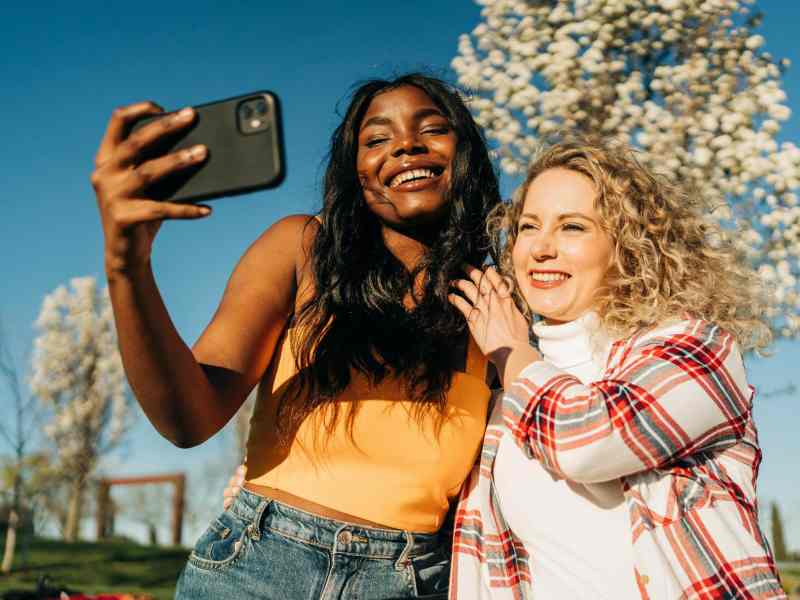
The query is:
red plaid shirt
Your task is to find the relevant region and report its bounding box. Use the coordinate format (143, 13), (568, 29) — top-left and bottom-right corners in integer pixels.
(451, 319), (785, 599)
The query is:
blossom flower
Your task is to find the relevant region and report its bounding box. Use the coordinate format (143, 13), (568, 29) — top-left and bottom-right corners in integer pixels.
(30, 276), (133, 537)
(453, 0), (799, 337)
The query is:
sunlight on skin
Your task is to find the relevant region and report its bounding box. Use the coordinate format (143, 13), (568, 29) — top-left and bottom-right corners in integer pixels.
(512, 168), (614, 325)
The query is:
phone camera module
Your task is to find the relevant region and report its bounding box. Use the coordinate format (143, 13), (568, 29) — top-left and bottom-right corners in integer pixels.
(238, 97), (272, 135)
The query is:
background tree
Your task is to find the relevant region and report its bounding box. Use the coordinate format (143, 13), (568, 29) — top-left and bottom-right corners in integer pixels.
(29, 276), (133, 542)
(118, 484), (169, 545)
(0, 325), (42, 573)
(772, 500), (789, 561)
(452, 0), (800, 336)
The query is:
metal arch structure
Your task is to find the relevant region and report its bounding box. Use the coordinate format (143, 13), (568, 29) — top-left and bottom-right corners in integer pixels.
(96, 472), (186, 546)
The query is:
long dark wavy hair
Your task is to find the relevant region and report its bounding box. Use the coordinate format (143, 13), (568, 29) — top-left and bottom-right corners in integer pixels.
(277, 73), (500, 439)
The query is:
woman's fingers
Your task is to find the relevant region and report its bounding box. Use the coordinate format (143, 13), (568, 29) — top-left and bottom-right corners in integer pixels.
(224, 475), (241, 496)
(448, 293), (481, 324)
(222, 486), (237, 509)
(117, 144), (207, 195)
(95, 101), (164, 167)
(462, 263), (488, 293)
(450, 278), (489, 331)
(114, 107), (197, 167)
(451, 278), (480, 305)
(482, 266), (513, 298)
(223, 465), (246, 510)
(109, 199), (211, 229)
(463, 263), (507, 298)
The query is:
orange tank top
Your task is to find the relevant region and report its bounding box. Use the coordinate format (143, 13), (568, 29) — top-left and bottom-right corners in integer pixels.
(245, 327), (490, 532)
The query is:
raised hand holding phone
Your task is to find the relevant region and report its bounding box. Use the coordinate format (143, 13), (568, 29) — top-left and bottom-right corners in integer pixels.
(91, 101), (211, 275)
(129, 92), (285, 204)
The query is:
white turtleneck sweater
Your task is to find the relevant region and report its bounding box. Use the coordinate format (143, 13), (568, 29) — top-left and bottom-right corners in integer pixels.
(492, 313), (640, 600)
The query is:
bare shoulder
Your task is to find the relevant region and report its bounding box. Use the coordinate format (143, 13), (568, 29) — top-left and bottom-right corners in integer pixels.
(245, 213), (319, 264)
(192, 214), (319, 376)
(220, 213), (319, 311)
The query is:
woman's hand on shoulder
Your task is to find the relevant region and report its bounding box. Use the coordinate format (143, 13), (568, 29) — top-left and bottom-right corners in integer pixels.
(91, 101), (212, 275)
(223, 464), (246, 510)
(449, 265), (540, 386)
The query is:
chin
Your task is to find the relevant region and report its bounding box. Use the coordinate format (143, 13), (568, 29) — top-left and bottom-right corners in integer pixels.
(527, 303), (573, 324)
(395, 202), (450, 225)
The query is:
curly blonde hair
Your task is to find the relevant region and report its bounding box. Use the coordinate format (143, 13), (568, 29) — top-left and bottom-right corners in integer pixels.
(488, 137), (772, 352)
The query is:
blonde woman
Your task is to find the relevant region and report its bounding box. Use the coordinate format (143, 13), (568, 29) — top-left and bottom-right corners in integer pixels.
(448, 139), (784, 599)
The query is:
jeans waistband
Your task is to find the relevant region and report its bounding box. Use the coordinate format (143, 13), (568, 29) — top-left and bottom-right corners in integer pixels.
(229, 487), (445, 560)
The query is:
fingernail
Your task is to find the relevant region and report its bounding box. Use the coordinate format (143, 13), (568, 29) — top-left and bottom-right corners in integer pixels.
(174, 107), (194, 122)
(189, 144), (207, 159)
(199, 206), (211, 215)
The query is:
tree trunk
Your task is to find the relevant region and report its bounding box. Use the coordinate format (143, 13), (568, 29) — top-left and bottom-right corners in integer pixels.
(148, 524), (158, 546)
(771, 501), (788, 561)
(64, 478), (85, 542)
(1, 509), (18, 573)
(2, 467), (24, 573)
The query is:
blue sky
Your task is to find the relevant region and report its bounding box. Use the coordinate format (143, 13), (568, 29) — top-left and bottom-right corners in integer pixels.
(1, 2), (799, 547)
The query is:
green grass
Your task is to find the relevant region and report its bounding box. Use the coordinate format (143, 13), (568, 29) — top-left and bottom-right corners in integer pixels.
(2, 537), (798, 598)
(782, 566), (800, 595)
(0, 537), (189, 600)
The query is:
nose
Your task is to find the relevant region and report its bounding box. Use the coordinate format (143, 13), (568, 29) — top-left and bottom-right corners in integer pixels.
(530, 230), (557, 261)
(391, 131), (426, 157)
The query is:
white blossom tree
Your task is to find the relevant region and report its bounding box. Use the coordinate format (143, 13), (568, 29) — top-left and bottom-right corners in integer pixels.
(30, 276), (133, 541)
(453, 0), (800, 336)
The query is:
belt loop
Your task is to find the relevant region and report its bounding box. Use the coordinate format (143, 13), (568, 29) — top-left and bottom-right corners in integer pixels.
(395, 531), (414, 571)
(247, 498), (271, 541)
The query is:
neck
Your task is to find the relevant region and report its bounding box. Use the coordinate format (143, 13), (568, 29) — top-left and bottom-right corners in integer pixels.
(379, 225), (436, 310)
(380, 224), (435, 271)
(533, 312), (609, 372)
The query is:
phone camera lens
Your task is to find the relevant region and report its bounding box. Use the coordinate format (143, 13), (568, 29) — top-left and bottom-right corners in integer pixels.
(256, 101), (267, 115)
(241, 105), (253, 119)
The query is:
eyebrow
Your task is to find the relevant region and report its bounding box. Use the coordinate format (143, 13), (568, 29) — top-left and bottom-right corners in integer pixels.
(360, 107), (446, 131)
(520, 211), (596, 222)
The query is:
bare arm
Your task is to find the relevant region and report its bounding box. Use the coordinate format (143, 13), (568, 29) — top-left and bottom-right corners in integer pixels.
(92, 101), (314, 447)
(106, 215), (309, 447)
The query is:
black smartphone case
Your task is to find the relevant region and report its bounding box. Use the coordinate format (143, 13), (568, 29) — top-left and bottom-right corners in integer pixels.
(131, 91), (285, 203)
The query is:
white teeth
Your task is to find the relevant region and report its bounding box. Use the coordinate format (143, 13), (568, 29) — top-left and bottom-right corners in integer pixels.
(389, 168), (436, 188)
(530, 272), (569, 282)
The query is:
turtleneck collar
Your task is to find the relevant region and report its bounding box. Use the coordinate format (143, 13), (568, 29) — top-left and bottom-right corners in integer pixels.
(532, 312), (610, 371)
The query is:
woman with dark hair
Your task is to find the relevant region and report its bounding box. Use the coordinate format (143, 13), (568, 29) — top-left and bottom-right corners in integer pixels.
(90, 73), (500, 599)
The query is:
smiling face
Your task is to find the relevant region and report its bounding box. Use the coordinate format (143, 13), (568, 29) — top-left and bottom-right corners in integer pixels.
(512, 167), (614, 324)
(356, 85), (456, 230)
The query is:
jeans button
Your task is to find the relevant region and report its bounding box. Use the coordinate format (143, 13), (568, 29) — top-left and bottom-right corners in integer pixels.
(337, 530), (352, 545)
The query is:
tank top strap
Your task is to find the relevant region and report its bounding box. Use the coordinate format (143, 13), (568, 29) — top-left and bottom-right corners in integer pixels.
(465, 334), (488, 383)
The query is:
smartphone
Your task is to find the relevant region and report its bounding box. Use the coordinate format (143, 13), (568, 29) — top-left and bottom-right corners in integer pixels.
(130, 91), (285, 203)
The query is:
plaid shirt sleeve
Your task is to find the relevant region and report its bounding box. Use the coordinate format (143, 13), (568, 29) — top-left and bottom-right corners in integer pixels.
(502, 319), (752, 483)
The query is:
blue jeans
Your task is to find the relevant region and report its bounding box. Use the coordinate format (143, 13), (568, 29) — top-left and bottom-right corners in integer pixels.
(175, 488), (451, 599)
